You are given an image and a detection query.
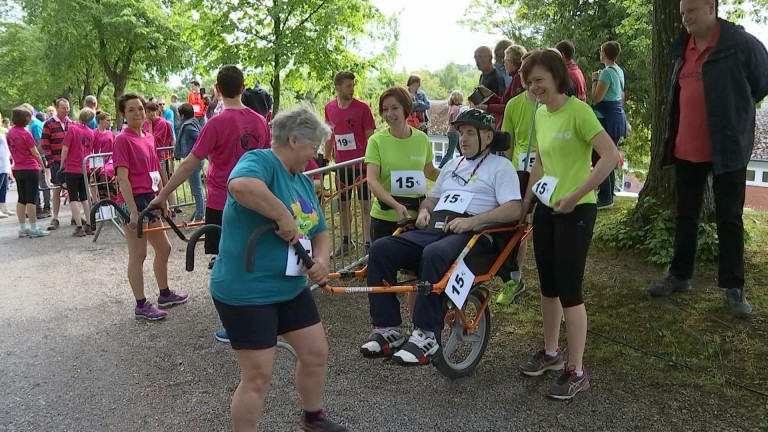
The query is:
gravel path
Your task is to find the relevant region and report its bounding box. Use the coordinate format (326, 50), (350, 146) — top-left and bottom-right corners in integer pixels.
(0, 190), (761, 431)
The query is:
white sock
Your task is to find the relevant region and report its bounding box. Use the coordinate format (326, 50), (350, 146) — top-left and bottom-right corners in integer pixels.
(21, 223), (28, 230)
(421, 329), (435, 339)
(573, 368), (584, 377)
(545, 349), (558, 357)
(509, 270), (521, 284)
(30, 223), (38, 230)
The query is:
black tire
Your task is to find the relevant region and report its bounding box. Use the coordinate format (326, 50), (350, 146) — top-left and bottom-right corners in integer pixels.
(433, 289), (491, 379)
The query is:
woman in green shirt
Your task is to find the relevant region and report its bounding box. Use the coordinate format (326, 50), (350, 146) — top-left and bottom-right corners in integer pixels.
(365, 86), (440, 241)
(518, 49), (619, 400)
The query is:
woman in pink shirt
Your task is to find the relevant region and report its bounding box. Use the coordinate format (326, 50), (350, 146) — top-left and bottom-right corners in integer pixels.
(144, 101), (179, 212)
(61, 108), (96, 236)
(113, 93), (188, 321)
(93, 112), (115, 154)
(7, 107), (48, 238)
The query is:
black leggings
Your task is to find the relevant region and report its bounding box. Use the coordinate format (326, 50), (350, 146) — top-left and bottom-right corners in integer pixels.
(532, 203), (597, 308)
(371, 217), (400, 243)
(12, 170), (39, 205)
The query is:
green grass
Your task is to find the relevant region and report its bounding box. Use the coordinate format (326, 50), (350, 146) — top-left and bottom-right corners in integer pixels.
(490, 196), (768, 421)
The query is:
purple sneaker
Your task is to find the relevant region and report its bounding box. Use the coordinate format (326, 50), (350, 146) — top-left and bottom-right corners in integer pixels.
(135, 302), (168, 320)
(157, 290), (189, 308)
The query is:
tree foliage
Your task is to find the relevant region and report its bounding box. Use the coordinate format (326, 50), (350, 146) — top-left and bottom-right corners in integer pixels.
(181, 0), (398, 114)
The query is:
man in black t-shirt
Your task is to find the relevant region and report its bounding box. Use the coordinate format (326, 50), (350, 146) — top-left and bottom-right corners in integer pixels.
(474, 46), (507, 97)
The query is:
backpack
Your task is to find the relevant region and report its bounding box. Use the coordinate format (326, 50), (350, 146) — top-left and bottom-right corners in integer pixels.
(242, 87), (273, 117)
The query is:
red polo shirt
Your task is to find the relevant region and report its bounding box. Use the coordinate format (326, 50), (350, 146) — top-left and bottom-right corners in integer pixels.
(674, 24), (721, 162)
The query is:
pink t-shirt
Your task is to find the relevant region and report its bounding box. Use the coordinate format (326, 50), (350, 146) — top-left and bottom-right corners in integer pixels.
(324, 98), (376, 163)
(305, 158), (321, 181)
(7, 126), (40, 171)
(93, 130), (115, 154)
(112, 128), (162, 195)
(143, 118), (174, 160)
(62, 124), (95, 174)
(191, 107), (271, 210)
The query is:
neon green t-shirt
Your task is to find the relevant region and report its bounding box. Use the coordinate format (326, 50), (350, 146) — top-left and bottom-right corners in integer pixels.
(365, 127), (434, 222)
(501, 91), (538, 170)
(535, 97), (604, 207)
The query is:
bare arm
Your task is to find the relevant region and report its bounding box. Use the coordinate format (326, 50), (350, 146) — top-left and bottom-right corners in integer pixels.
(60, 145), (69, 170)
(154, 153), (203, 202)
(423, 162), (440, 181)
(565, 131), (619, 203)
(116, 167), (137, 215)
(591, 80), (609, 103)
(470, 200), (521, 225)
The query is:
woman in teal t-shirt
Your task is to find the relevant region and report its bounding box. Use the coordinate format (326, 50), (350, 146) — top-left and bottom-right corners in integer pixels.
(590, 41), (628, 208)
(365, 86), (440, 241)
(209, 104), (348, 431)
(518, 49), (619, 400)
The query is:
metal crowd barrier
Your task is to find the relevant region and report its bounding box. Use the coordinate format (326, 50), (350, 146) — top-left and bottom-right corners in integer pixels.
(305, 157), (369, 274)
(156, 146), (204, 213)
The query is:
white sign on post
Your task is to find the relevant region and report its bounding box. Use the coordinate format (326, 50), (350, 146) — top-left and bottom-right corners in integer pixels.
(92, 156), (105, 169)
(98, 205), (115, 221)
(445, 260), (476, 310)
(285, 238), (313, 276)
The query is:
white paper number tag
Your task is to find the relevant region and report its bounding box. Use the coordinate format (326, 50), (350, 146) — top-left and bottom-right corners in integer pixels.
(518, 152), (536, 172)
(98, 205), (115, 220)
(434, 190), (474, 214)
(532, 175), (558, 207)
(446, 260), (476, 310)
(193, 105), (201, 113)
(93, 156), (105, 169)
(286, 238), (313, 276)
(334, 133), (357, 151)
(390, 170), (427, 195)
(149, 171), (161, 192)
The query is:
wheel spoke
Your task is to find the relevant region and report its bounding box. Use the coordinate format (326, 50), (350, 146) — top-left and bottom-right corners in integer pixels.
(442, 327), (462, 358)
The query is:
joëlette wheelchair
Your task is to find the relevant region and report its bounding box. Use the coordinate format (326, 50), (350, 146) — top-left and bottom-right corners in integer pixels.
(88, 199), (206, 241)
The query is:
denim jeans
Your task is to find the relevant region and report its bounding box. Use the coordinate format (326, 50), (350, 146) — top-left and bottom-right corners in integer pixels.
(0, 173), (8, 203)
(439, 131), (459, 169)
(187, 161), (205, 220)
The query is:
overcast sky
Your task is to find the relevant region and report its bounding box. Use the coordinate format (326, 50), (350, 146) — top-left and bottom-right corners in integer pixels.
(370, 0), (768, 72)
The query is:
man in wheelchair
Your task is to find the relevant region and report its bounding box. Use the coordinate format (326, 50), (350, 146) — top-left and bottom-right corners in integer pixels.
(361, 109), (522, 366)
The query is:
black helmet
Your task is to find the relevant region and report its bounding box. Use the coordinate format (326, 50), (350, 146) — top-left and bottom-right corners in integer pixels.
(451, 108), (496, 132)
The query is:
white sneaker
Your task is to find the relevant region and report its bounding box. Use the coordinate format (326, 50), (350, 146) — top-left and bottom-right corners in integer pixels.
(360, 328), (406, 358)
(28, 227), (50, 237)
(392, 329), (439, 366)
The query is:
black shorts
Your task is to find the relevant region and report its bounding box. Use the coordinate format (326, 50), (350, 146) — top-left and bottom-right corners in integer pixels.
(213, 289), (321, 350)
(12, 170), (39, 205)
(65, 173), (88, 202)
(204, 207), (223, 255)
(49, 161), (64, 186)
(119, 193), (160, 224)
(335, 165), (369, 201)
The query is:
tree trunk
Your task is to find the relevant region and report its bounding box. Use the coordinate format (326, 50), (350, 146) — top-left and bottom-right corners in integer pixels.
(632, 0), (715, 225)
(113, 78), (127, 127)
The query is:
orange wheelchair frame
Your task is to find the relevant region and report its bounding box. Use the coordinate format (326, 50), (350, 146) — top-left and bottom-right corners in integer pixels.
(88, 199), (206, 241)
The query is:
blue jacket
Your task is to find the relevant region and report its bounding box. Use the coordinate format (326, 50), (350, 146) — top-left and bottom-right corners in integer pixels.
(413, 89), (431, 113)
(663, 19), (768, 174)
(175, 117), (201, 159)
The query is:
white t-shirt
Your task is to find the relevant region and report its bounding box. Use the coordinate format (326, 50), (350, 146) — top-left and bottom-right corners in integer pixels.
(0, 134), (11, 174)
(429, 153), (521, 215)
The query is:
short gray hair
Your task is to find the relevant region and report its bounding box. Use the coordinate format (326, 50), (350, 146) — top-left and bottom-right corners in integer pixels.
(84, 95), (98, 108)
(271, 103), (331, 148)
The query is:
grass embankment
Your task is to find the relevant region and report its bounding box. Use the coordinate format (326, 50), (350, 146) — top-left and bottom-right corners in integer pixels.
(492, 197), (767, 424)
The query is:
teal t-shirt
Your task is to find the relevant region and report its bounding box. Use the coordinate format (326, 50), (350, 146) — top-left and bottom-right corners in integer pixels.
(210, 149), (327, 306)
(28, 118), (43, 144)
(599, 66), (625, 102)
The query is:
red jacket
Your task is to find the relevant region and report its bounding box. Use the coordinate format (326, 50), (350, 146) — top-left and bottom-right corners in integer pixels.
(188, 92), (205, 118)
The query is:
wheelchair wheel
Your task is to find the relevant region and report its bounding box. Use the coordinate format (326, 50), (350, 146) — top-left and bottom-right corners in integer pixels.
(433, 288), (491, 379)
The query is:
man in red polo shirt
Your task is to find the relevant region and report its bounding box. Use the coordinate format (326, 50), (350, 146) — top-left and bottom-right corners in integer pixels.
(648, 0), (768, 317)
(324, 71), (376, 256)
(555, 40), (587, 101)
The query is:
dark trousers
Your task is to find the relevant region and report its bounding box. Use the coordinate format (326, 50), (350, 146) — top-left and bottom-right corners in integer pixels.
(204, 207), (223, 255)
(366, 230), (492, 335)
(670, 160), (745, 289)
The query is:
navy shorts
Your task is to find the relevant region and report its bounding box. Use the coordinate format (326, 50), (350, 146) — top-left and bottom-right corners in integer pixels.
(49, 161), (64, 186)
(119, 193), (160, 224)
(213, 289), (321, 350)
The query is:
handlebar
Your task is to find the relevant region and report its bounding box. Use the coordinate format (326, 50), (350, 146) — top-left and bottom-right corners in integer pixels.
(185, 224), (221, 271)
(89, 199), (130, 228)
(245, 223), (316, 276)
(136, 204), (186, 240)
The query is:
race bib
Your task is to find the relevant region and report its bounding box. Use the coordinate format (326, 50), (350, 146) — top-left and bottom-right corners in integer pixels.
(335, 133), (356, 151)
(532, 175), (558, 207)
(149, 171), (161, 192)
(518, 152), (536, 172)
(390, 170), (427, 195)
(285, 238), (313, 276)
(193, 105), (201, 113)
(92, 156), (106, 169)
(446, 260), (476, 310)
(434, 190), (474, 214)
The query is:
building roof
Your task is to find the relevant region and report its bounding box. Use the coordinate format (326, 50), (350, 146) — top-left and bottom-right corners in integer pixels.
(754, 104), (768, 161)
